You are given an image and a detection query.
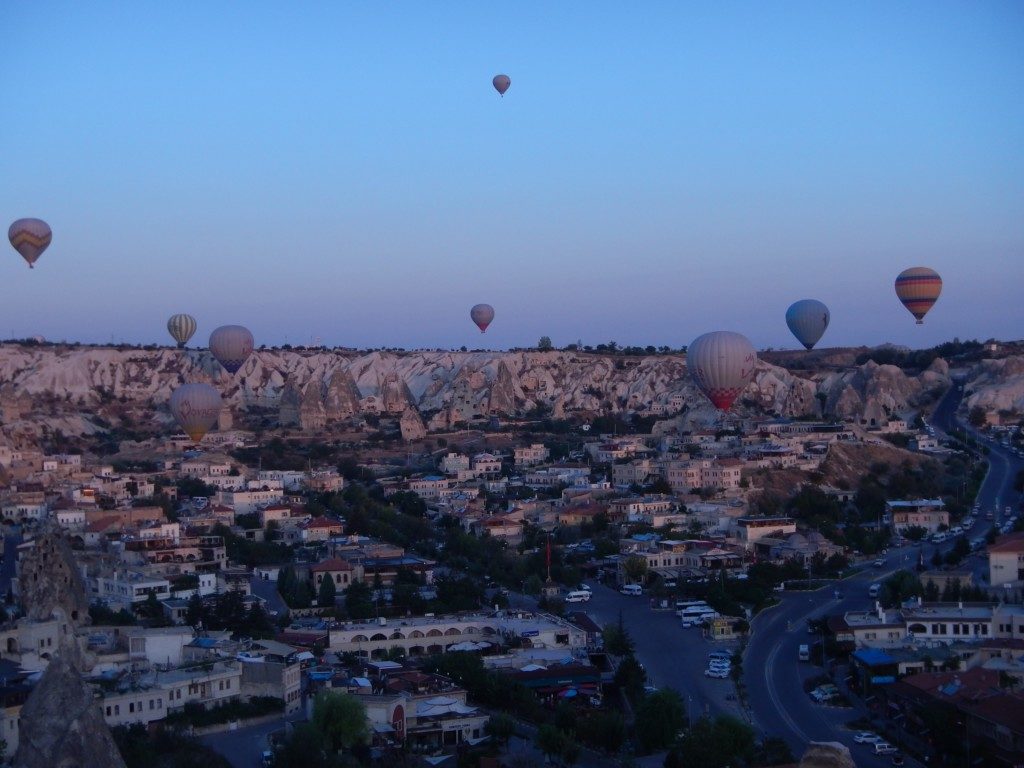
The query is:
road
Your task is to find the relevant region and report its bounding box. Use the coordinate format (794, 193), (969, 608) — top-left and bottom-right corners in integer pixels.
(581, 582), (747, 725)
(744, 382), (1023, 766)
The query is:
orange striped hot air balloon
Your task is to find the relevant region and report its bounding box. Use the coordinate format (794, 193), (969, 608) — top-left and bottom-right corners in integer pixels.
(8, 218), (52, 268)
(894, 267), (942, 324)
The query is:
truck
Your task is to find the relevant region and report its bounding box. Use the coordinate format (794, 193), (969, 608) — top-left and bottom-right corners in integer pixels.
(798, 644), (810, 662)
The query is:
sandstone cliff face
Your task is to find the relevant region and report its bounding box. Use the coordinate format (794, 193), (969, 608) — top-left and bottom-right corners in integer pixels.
(964, 355), (1024, 414)
(13, 654), (128, 768)
(0, 345), (960, 438)
(798, 742), (855, 768)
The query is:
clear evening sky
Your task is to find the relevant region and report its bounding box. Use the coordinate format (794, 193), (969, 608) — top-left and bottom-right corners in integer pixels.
(1, 2), (1021, 352)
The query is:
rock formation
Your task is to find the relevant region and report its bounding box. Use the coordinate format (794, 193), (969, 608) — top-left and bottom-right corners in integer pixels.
(0, 343), (987, 441)
(399, 408), (427, 442)
(13, 654), (128, 768)
(798, 741), (856, 768)
(18, 526), (89, 629)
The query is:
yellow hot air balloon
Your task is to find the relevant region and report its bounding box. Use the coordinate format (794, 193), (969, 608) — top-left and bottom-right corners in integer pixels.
(169, 383), (222, 443)
(895, 267), (942, 324)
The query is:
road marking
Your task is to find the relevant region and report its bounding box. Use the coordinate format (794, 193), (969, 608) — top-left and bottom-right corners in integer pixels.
(763, 632), (813, 745)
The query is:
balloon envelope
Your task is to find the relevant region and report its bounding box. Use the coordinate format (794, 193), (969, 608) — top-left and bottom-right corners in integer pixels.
(492, 74), (510, 95)
(209, 325), (254, 374)
(8, 218), (52, 268)
(167, 314), (197, 348)
(470, 304), (495, 333)
(169, 383), (222, 443)
(687, 331), (757, 411)
(895, 267), (942, 324)
(785, 299), (830, 350)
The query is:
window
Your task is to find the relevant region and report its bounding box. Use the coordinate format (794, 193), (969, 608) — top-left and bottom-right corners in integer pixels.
(129, 703), (134, 713)
(115, 705), (120, 715)
(106, 706), (111, 716)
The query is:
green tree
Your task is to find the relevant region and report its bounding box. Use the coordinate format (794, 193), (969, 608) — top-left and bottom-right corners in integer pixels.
(485, 713), (516, 747)
(318, 575), (337, 608)
(578, 710), (627, 755)
(538, 336), (553, 351)
(635, 689), (686, 753)
(536, 724), (579, 767)
(622, 555), (649, 585)
(666, 715), (756, 768)
(273, 722), (334, 768)
(602, 613), (635, 656)
(614, 655), (647, 703)
(344, 580), (373, 621)
(311, 690), (368, 753)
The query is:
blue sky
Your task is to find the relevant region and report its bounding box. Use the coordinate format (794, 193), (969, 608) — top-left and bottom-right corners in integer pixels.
(1, 1), (1021, 351)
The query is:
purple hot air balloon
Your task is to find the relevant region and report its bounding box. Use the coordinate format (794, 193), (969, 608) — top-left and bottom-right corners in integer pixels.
(492, 74), (510, 96)
(8, 218), (52, 268)
(209, 325), (254, 374)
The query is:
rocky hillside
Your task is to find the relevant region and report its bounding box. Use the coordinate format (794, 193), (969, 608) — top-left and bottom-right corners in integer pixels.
(963, 355), (1024, 415)
(0, 344), (959, 438)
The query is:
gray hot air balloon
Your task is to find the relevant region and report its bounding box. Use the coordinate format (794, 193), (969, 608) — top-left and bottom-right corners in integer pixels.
(492, 74), (510, 96)
(8, 218), (52, 268)
(470, 304), (495, 333)
(785, 299), (830, 350)
(209, 325), (254, 374)
(169, 383), (222, 443)
(167, 314), (197, 349)
(687, 331), (757, 411)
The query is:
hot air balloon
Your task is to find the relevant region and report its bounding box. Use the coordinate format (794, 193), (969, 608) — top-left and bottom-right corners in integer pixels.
(895, 267), (942, 324)
(209, 325), (254, 374)
(470, 304), (495, 333)
(167, 314), (197, 349)
(169, 383), (222, 443)
(687, 331), (757, 411)
(8, 218), (52, 269)
(785, 299), (830, 350)
(492, 74), (510, 96)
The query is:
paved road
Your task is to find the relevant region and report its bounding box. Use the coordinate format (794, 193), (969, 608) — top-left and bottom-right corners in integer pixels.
(581, 581), (747, 725)
(744, 382), (1023, 766)
(200, 712), (303, 768)
(249, 575), (288, 616)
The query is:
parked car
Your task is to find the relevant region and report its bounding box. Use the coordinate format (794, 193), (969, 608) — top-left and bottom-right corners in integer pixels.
(853, 732), (883, 744)
(704, 668), (729, 679)
(873, 558), (885, 567)
(872, 742), (898, 755)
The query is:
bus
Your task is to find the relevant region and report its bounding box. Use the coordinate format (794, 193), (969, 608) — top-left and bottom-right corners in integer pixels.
(675, 600), (709, 617)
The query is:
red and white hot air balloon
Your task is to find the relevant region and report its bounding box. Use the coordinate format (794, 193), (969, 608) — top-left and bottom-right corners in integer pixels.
(8, 218), (52, 268)
(470, 304), (495, 333)
(492, 74), (510, 96)
(169, 383), (222, 443)
(687, 331), (757, 411)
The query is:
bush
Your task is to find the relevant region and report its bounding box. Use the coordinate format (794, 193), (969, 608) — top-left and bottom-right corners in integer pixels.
(164, 696), (284, 727)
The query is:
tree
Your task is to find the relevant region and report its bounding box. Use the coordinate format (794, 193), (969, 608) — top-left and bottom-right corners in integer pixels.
(603, 613), (634, 656)
(968, 406), (987, 427)
(666, 715), (756, 768)
(318, 575), (337, 608)
(622, 555), (649, 585)
(311, 690), (368, 754)
(635, 689), (686, 753)
(536, 724), (578, 767)
(614, 655), (646, 703)
(485, 713), (516, 747)
(273, 722), (333, 768)
(538, 336), (553, 351)
(344, 580), (373, 621)
(578, 710), (626, 755)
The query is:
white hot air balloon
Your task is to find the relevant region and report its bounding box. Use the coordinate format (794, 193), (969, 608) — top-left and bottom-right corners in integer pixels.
(169, 383), (222, 443)
(209, 325), (254, 374)
(687, 331), (757, 411)
(785, 300), (830, 350)
(167, 314), (197, 348)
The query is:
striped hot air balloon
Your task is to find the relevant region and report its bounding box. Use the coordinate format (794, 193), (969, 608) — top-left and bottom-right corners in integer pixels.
(8, 218), (52, 268)
(785, 299), (830, 350)
(169, 383), (222, 443)
(167, 314), (197, 348)
(209, 325), (254, 374)
(470, 304), (494, 333)
(895, 267), (942, 324)
(687, 331), (758, 411)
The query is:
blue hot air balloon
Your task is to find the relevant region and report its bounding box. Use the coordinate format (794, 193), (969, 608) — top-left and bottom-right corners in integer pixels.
(785, 299), (830, 350)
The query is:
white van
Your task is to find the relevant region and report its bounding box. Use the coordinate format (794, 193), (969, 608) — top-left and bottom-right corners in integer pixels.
(675, 600), (709, 617)
(620, 584), (643, 596)
(565, 590), (591, 603)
